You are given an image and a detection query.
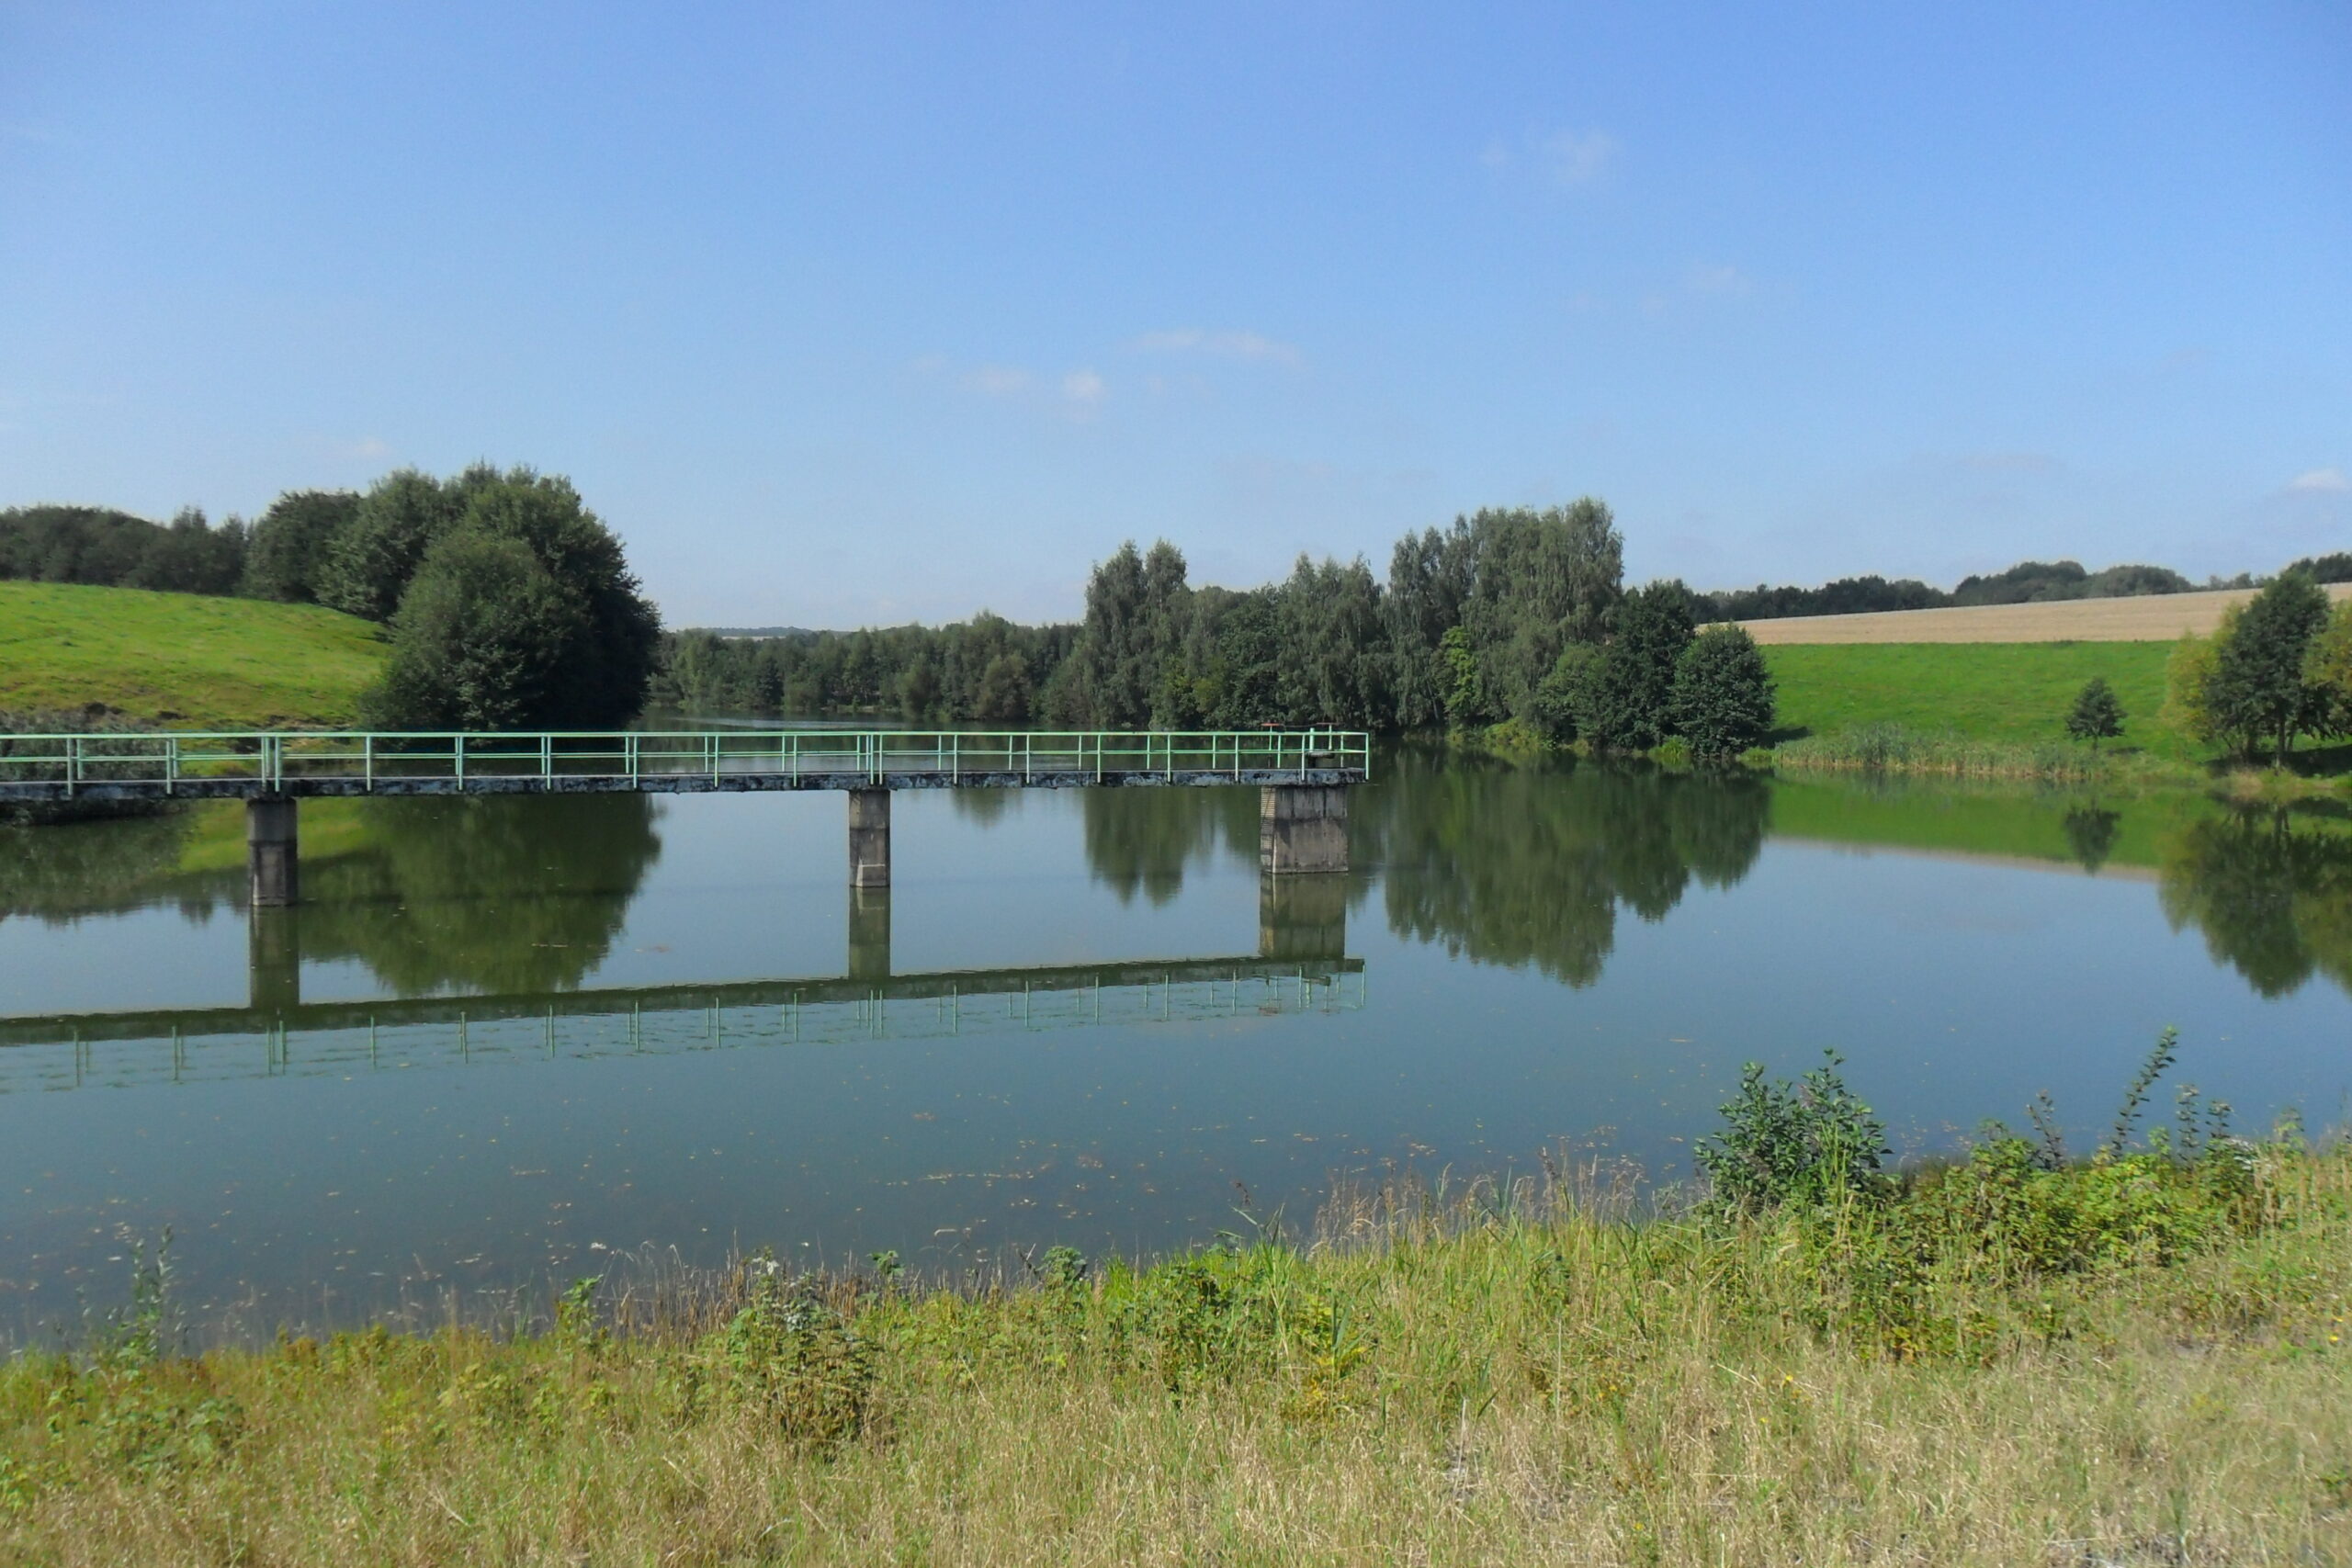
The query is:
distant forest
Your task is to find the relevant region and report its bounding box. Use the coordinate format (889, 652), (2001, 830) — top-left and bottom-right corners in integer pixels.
(1693, 555), (2341, 622)
(654, 511), (2347, 737)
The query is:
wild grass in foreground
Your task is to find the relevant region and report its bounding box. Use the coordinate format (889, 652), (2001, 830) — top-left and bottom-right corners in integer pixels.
(4, 1046), (2350, 1566)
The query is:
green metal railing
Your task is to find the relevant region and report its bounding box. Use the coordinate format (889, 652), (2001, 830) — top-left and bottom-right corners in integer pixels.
(0, 728), (1373, 795)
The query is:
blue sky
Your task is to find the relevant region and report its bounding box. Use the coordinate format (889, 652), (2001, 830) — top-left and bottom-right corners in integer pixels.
(2, 3), (2346, 626)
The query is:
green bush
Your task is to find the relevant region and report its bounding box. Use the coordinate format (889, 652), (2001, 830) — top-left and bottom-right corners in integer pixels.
(1671, 624), (1777, 755)
(1694, 1052), (1892, 1217)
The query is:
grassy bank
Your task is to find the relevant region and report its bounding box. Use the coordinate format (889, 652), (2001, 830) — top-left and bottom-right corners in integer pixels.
(1766, 642), (2185, 757)
(6, 1103), (2347, 1563)
(0, 581), (385, 728)
(1752, 641), (2352, 787)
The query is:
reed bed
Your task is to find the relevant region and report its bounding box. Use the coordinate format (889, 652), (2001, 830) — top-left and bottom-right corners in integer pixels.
(1773, 722), (2127, 784)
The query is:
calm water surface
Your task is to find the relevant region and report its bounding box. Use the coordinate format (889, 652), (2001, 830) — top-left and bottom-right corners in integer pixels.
(2, 747), (2347, 1336)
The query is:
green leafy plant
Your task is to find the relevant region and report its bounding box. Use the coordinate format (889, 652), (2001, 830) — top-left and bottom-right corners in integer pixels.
(1694, 1051), (1891, 1217)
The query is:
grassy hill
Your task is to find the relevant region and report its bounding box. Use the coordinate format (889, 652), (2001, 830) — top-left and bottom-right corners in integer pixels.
(0, 580), (386, 728)
(1763, 641), (2191, 758)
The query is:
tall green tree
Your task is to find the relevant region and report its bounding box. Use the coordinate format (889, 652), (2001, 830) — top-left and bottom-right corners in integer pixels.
(456, 471), (662, 726)
(1441, 626), (1489, 728)
(2212, 572), (2332, 763)
(1277, 555), (1390, 727)
(1670, 625), (1776, 756)
(363, 533), (587, 729)
(1579, 581), (1696, 750)
(2301, 600), (2352, 742)
(242, 490), (360, 603)
(317, 467), (484, 621)
(1453, 501), (1623, 723)
(359, 467), (661, 728)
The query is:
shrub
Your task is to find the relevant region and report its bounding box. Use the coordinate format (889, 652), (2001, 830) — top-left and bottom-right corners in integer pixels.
(1694, 1051), (1891, 1217)
(1670, 624), (1777, 755)
(707, 1260), (875, 1450)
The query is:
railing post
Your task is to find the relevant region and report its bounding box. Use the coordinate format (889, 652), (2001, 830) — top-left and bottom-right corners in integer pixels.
(455, 735), (466, 787)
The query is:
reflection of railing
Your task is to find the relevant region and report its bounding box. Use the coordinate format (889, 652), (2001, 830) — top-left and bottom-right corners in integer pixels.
(0, 729), (1374, 800)
(0, 956), (1367, 1095)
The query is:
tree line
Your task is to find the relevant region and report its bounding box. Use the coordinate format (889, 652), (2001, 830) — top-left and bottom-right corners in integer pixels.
(657, 502), (1780, 755)
(1694, 558), (2278, 623)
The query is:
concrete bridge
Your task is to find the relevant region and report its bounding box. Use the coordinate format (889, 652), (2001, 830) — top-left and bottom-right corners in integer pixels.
(0, 728), (1371, 905)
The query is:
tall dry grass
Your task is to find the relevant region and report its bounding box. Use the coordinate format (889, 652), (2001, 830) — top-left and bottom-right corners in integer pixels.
(4, 1148), (2349, 1566)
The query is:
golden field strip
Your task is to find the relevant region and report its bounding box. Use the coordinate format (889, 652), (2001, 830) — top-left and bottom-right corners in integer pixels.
(1737, 582), (2352, 645)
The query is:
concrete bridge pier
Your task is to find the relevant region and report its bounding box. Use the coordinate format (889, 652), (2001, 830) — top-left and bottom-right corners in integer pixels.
(1258, 872), (1348, 962)
(848, 787), (891, 888)
(247, 795), (300, 908)
(248, 907), (302, 1014)
(1260, 785), (1350, 874)
(848, 887), (892, 983)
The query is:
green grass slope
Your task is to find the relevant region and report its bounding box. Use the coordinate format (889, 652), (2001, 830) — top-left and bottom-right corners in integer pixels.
(0, 580), (386, 728)
(1765, 641), (2187, 756)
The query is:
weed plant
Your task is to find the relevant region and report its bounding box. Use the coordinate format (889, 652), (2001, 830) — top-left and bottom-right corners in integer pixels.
(4, 1044), (2349, 1565)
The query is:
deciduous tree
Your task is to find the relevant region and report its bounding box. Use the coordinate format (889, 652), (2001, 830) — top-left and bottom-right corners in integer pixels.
(1671, 625), (1776, 756)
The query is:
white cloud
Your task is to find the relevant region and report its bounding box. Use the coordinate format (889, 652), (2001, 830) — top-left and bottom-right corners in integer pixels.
(1061, 368), (1105, 405)
(1685, 263), (1751, 297)
(1958, 452), (2061, 474)
(963, 365), (1032, 397)
(345, 435), (390, 459)
(1540, 129), (1616, 186)
(1477, 138), (1511, 170)
(1132, 328), (1302, 367)
(2287, 467), (2349, 493)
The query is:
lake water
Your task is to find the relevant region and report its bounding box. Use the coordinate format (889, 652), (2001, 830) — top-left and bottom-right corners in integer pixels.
(3, 746), (2348, 1337)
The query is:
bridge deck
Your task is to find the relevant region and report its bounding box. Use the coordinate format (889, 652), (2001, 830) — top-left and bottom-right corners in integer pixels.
(0, 728), (1372, 802)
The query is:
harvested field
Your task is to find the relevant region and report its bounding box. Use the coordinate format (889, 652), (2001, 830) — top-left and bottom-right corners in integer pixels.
(1737, 582), (2352, 644)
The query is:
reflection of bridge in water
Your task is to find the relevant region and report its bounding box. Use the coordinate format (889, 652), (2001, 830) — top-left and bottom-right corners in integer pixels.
(0, 874), (1362, 1095)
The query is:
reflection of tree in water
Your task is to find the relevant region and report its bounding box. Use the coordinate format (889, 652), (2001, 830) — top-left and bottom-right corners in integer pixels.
(0, 809), (236, 925)
(1081, 786), (1258, 905)
(297, 794), (662, 995)
(2159, 807), (2352, 999)
(1, 810), (188, 921)
(949, 788), (1016, 826)
(2063, 807), (2122, 874)
(1368, 750), (1768, 987)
